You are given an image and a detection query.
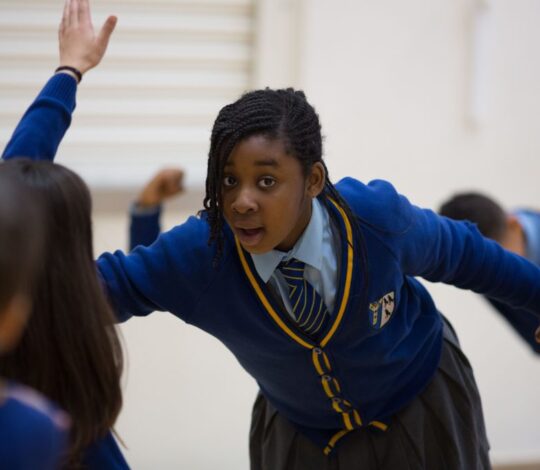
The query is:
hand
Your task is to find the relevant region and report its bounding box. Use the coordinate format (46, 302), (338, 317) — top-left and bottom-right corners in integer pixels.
(58, 0), (117, 74)
(136, 169), (185, 208)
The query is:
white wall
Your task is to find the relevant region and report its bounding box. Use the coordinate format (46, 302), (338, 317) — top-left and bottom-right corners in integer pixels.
(91, 1), (540, 468)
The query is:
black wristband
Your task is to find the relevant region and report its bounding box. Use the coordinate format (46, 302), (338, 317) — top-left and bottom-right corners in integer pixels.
(55, 66), (82, 83)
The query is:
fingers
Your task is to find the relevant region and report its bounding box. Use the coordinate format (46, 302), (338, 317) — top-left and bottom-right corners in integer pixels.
(69, 0), (79, 27)
(175, 172), (184, 191)
(78, 0), (91, 26)
(168, 176), (183, 193)
(164, 169), (184, 192)
(60, 0), (70, 32)
(97, 16), (118, 51)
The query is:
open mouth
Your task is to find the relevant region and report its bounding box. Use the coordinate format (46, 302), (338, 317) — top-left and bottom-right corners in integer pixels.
(236, 227), (264, 247)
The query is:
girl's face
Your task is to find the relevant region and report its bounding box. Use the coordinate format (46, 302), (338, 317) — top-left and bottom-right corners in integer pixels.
(222, 135), (324, 254)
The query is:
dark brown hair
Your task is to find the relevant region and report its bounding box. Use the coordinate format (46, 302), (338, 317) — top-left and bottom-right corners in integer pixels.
(0, 172), (43, 312)
(0, 159), (123, 469)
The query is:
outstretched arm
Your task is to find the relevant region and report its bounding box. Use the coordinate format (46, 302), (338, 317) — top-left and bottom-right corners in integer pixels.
(485, 298), (540, 353)
(2, 0), (116, 161)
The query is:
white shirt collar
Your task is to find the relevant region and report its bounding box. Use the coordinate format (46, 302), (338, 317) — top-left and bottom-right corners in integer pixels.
(251, 198), (324, 282)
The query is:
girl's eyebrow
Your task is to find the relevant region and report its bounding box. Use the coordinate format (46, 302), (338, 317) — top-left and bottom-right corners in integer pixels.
(254, 158), (279, 167)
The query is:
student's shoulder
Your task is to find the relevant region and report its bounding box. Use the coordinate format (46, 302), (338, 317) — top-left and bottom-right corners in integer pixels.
(137, 212), (235, 267)
(0, 382), (70, 434)
(82, 431), (129, 469)
(335, 177), (413, 232)
(163, 213), (211, 246)
(0, 383), (69, 467)
(514, 208), (540, 219)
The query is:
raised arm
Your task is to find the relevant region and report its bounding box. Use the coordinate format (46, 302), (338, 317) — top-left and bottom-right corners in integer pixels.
(129, 169), (184, 251)
(2, 0), (116, 161)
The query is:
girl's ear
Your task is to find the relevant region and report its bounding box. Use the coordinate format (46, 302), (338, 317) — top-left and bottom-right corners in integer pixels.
(307, 162), (325, 198)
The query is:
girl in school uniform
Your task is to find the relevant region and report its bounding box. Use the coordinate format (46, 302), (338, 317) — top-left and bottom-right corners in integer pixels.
(0, 174), (69, 470)
(0, 159), (129, 470)
(4, 1), (540, 467)
(0, 7), (127, 467)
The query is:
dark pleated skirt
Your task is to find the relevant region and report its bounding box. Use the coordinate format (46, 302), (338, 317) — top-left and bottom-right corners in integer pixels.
(250, 322), (491, 470)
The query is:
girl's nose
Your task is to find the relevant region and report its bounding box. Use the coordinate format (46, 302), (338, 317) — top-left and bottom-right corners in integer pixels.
(231, 188), (258, 214)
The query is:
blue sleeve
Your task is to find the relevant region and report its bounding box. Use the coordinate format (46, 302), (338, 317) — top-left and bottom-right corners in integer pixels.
(399, 207), (540, 314)
(83, 431), (130, 469)
(2, 74), (77, 161)
(98, 215), (217, 323)
(26, 420), (68, 470)
(129, 205), (162, 251)
(485, 297), (540, 354)
(338, 178), (540, 315)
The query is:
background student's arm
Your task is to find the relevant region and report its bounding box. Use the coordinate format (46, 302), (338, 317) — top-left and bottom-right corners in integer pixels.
(484, 298), (540, 354)
(2, 0), (116, 161)
(129, 169), (184, 251)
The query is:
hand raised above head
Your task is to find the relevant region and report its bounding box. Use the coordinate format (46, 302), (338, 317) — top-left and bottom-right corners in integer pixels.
(137, 169), (185, 208)
(58, 0), (117, 76)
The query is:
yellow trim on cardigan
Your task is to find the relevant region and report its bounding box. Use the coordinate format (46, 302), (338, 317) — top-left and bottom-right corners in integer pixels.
(235, 237), (313, 349)
(312, 349), (324, 375)
(323, 429), (351, 456)
(369, 420), (388, 431)
(320, 199), (354, 347)
(342, 412), (354, 430)
(322, 378), (335, 398)
(234, 197), (354, 349)
(322, 351), (331, 371)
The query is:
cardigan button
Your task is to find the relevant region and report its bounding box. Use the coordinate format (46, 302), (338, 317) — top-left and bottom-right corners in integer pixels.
(313, 347), (322, 355)
(332, 397), (342, 404)
(322, 374), (332, 382)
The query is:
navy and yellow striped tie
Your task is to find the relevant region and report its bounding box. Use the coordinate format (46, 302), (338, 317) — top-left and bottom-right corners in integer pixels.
(278, 258), (330, 338)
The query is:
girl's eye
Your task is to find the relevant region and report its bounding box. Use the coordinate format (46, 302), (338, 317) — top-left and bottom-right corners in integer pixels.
(258, 177), (276, 188)
(223, 176), (237, 187)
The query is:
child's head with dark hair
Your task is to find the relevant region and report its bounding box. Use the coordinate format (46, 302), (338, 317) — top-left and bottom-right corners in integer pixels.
(439, 192), (507, 242)
(0, 159), (123, 468)
(204, 87), (355, 255)
(0, 173), (43, 353)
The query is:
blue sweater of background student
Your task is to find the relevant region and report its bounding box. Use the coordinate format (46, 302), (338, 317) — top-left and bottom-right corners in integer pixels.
(4, 74), (540, 451)
(0, 382), (68, 470)
(485, 210), (540, 353)
(1, 75), (130, 469)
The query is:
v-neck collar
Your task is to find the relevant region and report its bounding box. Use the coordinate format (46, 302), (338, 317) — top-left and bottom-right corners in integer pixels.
(235, 198), (355, 348)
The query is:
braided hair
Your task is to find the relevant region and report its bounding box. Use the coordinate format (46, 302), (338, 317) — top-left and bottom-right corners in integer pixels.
(204, 87), (360, 260)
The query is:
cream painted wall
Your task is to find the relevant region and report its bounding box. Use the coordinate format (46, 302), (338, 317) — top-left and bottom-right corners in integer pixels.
(97, 0), (539, 467)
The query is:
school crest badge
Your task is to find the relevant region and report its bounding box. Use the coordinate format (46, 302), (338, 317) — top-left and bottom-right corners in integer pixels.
(368, 292), (395, 329)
